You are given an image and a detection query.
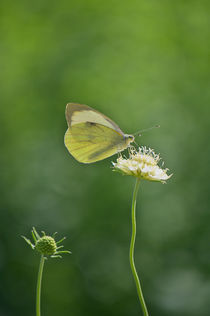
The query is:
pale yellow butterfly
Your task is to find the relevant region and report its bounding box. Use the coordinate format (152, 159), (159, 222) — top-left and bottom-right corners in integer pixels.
(64, 103), (135, 163)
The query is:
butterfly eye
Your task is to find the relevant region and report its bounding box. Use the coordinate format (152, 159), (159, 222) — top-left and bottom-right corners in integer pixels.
(128, 135), (134, 141)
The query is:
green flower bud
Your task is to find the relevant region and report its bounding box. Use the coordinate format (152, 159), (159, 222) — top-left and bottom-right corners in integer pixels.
(22, 227), (71, 258)
(35, 236), (57, 256)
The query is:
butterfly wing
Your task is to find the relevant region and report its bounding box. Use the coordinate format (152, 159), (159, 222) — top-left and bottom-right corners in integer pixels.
(64, 103), (133, 163)
(64, 122), (127, 163)
(65, 103), (124, 134)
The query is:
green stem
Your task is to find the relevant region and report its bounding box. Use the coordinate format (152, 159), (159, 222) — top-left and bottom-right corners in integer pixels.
(36, 255), (45, 316)
(129, 178), (149, 316)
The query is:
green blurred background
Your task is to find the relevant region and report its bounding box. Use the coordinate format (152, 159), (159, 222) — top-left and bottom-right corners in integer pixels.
(1, 0), (210, 315)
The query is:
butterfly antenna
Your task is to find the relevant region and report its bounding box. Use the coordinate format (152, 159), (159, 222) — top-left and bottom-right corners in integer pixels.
(133, 125), (160, 136)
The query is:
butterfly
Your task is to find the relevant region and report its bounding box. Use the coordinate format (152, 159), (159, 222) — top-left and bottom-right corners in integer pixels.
(64, 103), (135, 163)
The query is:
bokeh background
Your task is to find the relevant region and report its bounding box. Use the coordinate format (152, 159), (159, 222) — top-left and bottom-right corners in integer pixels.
(1, 0), (210, 315)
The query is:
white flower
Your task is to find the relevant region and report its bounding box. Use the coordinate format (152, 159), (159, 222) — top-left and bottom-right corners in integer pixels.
(112, 147), (172, 183)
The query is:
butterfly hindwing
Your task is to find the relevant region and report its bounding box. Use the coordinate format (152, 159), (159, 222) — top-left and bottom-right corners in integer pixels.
(64, 122), (127, 163)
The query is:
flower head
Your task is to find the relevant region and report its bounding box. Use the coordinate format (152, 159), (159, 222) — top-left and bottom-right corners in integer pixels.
(22, 227), (71, 258)
(113, 146), (172, 183)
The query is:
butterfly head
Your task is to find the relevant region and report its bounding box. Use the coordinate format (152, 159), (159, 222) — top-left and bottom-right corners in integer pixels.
(124, 134), (135, 146)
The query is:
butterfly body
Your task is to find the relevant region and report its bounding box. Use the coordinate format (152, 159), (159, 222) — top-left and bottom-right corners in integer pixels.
(64, 103), (134, 163)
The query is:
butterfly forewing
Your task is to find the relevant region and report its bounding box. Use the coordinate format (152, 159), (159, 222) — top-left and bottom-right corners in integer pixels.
(65, 103), (123, 134)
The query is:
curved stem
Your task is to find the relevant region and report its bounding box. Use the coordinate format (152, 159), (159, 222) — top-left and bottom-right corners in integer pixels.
(36, 255), (45, 316)
(129, 178), (149, 316)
